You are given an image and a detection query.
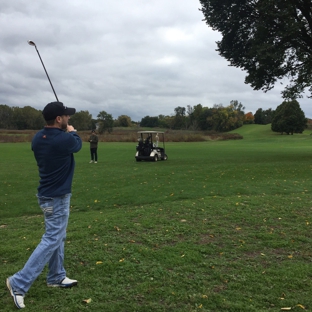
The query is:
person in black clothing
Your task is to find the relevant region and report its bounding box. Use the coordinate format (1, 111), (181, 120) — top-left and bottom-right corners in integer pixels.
(89, 130), (98, 163)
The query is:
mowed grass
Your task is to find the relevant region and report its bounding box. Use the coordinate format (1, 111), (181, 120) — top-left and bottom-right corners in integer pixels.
(1, 124), (312, 311)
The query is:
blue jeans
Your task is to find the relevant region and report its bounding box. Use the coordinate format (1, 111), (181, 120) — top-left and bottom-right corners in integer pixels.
(9, 194), (71, 296)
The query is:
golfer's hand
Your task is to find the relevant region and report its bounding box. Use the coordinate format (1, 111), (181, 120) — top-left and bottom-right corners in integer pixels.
(67, 125), (76, 132)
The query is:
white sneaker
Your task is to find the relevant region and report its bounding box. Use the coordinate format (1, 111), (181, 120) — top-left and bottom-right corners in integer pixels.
(6, 277), (25, 309)
(47, 277), (78, 288)
(89, 160), (93, 163)
(94, 161), (97, 163)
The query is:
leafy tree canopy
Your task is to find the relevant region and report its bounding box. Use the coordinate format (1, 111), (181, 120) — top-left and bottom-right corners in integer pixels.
(115, 115), (132, 127)
(271, 100), (307, 134)
(70, 110), (93, 131)
(199, 0), (312, 99)
(254, 108), (274, 125)
(244, 112), (254, 124)
(97, 111), (114, 133)
(140, 116), (159, 128)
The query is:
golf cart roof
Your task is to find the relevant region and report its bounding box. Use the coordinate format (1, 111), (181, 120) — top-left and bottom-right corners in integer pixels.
(137, 131), (164, 134)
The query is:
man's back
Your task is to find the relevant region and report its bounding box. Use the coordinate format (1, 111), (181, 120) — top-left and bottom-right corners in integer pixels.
(32, 127), (82, 197)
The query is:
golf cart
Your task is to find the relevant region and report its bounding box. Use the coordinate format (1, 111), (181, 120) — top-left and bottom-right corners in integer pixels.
(135, 131), (168, 162)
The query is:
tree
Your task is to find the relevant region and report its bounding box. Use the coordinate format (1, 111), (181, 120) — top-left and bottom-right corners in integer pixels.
(172, 106), (187, 129)
(229, 100), (245, 125)
(210, 102), (245, 132)
(271, 100), (307, 134)
(254, 108), (274, 124)
(244, 112), (254, 124)
(211, 105), (229, 132)
(12, 106), (44, 130)
(116, 115), (132, 127)
(187, 105), (198, 130)
(158, 115), (170, 128)
(200, 0), (312, 99)
(97, 111), (114, 134)
(230, 100), (245, 114)
(198, 106), (214, 131)
(70, 110), (93, 130)
(0, 104), (14, 129)
(140, 116), (159, 127)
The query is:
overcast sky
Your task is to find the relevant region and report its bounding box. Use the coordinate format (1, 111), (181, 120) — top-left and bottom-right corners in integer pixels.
(1, 0), (311, 121)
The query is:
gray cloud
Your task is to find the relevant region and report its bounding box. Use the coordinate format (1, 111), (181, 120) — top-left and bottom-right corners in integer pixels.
(0, 0), (311, 122)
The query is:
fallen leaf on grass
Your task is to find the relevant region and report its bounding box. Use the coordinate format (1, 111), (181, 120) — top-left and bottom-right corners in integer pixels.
(83, 298), (92, 304)
(281, 308), (292, 311)
(96, 261), (103, 265)
(296, 304), (305, 309)
(114, 226), (121, 231)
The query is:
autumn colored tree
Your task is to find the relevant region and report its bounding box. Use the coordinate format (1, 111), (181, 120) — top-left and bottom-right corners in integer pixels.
(244, 112), (254, 124)
(210, 103), (245, 132)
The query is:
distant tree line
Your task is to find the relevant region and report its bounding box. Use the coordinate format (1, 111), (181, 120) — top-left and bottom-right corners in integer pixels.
(0, 99), (307, 135)
(141, 100), (249, 132)
(0, 105), (133, 133)
(0, 105), (45, 130)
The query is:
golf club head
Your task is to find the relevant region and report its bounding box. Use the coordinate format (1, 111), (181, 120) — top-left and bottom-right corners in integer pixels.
(27, 40), (36, 47)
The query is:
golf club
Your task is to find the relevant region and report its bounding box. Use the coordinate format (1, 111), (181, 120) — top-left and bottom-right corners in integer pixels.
(27, 40), (59, 102)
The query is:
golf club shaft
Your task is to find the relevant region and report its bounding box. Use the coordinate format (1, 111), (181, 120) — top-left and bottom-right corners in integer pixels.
(29, 41), (59, 102)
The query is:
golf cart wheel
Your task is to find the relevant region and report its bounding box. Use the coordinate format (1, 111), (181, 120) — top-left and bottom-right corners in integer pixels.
(163, 154), (168, 160)
(154, 155), (158, 162)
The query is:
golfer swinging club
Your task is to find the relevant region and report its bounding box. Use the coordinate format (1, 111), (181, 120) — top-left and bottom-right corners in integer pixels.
(6, 101), (82, 309)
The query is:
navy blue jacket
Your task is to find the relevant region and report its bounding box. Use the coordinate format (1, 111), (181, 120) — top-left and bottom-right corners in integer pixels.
(31, 127), (82, 197)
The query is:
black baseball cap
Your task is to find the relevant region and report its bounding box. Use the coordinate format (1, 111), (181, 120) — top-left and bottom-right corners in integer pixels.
(42, 102), (76, 121)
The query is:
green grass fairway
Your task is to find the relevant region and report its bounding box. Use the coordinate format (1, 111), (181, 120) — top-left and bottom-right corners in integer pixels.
(1, 125), (312, 311)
